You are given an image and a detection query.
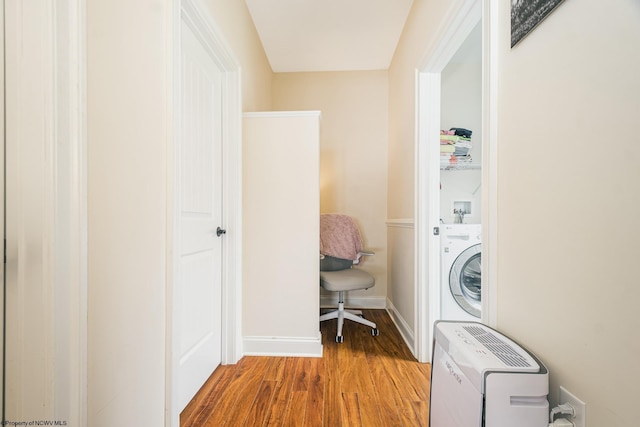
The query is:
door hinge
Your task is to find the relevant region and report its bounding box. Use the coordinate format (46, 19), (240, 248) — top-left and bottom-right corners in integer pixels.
(216, 227), (227, 237)
(433, 227), (440, 236)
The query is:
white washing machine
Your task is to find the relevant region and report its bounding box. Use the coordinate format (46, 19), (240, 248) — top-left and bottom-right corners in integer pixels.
(440, 224), (482, 321)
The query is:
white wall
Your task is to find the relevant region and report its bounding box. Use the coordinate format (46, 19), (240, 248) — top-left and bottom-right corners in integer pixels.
(242, 112), (321, 356)
(387, 0), (453, 350)
(3, 0), (273, 424)
(496, 0), (640, 425)
(440, 170), (482, 224)
(389, 0), (640, 424)
(85, 1), (274, 423)
(273, 71), (389, 308)
(87, 0), (168, 425)
(202, 0), (273, 111)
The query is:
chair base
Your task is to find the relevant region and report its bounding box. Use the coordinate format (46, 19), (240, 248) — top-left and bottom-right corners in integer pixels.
(320, 291), (378, 343)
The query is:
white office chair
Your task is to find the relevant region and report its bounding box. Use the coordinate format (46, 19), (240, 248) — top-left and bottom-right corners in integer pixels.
(319, 214), (379, 343)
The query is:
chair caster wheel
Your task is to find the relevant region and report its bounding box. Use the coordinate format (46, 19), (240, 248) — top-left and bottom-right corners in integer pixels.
(371, 328), (379, 336)
(336, 336), (344, 343)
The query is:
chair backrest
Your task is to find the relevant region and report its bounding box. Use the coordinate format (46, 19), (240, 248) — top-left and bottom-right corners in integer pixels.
(320, 214), (365, 271)
(320, 255), (353, 271)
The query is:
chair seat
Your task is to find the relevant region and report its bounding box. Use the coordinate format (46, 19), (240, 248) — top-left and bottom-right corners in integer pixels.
(320, 268), (375, 292)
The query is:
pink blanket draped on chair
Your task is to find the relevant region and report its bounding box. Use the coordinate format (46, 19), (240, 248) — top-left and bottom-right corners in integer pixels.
(320, 214), (364, 261)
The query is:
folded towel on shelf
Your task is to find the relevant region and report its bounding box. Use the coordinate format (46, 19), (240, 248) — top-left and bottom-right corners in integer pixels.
(450, 127), (473, 138)
(454, 147), (470, 156)
(440, 128), (475, 168)
(440, 135), (459, 144)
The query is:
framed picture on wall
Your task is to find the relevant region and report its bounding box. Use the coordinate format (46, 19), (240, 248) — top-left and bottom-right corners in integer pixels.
(511, 0), (566, 47)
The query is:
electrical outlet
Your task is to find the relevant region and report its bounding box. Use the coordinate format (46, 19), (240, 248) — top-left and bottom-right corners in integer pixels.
(559, 386), (586, 427)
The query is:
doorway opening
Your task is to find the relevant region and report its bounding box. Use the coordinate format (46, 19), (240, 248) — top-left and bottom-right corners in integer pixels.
(415, 0), (497, 363)
(439, 23), (482, 322)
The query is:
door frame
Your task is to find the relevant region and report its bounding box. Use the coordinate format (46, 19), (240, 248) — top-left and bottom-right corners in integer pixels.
(166, 0), (242, 424)
(414, 0), (498, 363)
(2, 0), (87, 423)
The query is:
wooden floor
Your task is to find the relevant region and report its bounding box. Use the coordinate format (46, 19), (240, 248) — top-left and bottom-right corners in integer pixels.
(180, 309), (431, 427)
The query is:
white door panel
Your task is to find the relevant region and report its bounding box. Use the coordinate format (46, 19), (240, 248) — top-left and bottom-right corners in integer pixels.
(179, 253), (219, 355)
(177, 17), (223, 411)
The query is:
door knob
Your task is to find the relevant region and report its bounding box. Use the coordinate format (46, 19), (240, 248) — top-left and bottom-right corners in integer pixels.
(216, 227), (226, 237)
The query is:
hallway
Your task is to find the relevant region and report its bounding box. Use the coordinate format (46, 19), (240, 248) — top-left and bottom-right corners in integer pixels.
(181, 309), (431, 426)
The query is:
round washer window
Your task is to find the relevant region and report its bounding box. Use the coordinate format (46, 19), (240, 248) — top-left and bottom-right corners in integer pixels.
(449, 244), (481, 317)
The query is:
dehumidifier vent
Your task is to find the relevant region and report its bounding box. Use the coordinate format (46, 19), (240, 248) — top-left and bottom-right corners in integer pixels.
(463, 325), (532, 368)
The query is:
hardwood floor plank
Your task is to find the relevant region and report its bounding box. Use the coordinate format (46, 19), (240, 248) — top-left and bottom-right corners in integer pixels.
(323, 367), (343, 427)
(397, 395), (424, 427)
(303, 357), (325, 427)
(263, 357), (300, 426)
(337, 335), (358, 393)
(293, 358), (313, 391)
(242, 380), (277, 427)
(345, 318), (382, 426)
(352, 356), (383, 427)
(264, 356), (287, 381)
(227, 357), (274, 426)
(397, 359), (431, 401)
(202, 356), (270, 426)
(322, 316), (343, 427)
(365, 350), (403, 426)
(412, 401), (430, 427)
(340, 392), (362, 427)
(377, 358), (425, 426)
(282, 391), (308, 427)
(181, 310), (431, 427)
(181, 365), (235, 427)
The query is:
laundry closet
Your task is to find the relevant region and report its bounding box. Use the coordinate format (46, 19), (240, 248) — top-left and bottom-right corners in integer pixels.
(438, 23), (483, 322)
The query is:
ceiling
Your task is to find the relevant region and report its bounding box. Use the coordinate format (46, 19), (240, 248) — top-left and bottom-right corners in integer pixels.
(245, 0), (414, 73)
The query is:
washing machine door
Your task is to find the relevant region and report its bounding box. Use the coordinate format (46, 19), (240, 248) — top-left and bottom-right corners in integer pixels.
(449, 243), (481, 318)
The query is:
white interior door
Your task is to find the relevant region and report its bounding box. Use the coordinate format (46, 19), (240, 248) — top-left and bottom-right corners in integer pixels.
(177, 16), (224, 411)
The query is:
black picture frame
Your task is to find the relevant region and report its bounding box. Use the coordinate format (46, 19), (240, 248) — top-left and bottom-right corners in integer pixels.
(511, 0), (566, 47)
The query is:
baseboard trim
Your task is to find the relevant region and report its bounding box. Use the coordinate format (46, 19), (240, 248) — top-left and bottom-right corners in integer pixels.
(243, 333), (323, 358)
(319, 295), (386, 309)
(385, 298), (416, 356)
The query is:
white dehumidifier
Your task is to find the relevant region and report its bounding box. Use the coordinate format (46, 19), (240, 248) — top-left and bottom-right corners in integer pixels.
(430, 321), (549, 427)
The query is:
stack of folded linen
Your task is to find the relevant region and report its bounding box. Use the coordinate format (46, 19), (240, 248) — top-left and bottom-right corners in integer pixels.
(440, 127), (473, 168)
(440, 130), (458, 168)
